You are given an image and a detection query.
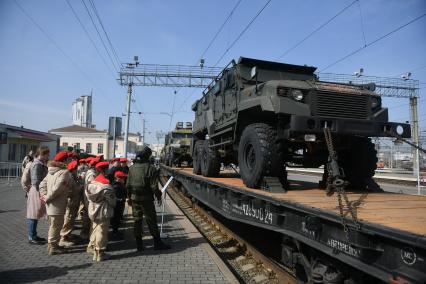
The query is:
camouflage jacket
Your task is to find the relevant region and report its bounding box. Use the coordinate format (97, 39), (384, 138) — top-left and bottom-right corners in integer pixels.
(126, 162), (159, 201)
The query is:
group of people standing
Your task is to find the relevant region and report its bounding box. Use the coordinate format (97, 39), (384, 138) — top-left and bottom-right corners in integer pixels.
(21, 145), (170, 262)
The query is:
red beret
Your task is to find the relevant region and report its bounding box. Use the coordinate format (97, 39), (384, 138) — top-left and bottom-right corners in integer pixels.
(79, 158), (87, 163)
(119, 158), (128, 163)
(67, 160), (78, 171)
(114, 171), (128, 178)
(89, 157), (100, 166)
(95, 161), (109, 169)
(95, 174), (110, 184)
(54, 151), (68, 162)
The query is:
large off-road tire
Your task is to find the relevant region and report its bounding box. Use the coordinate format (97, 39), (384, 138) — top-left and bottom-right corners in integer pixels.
(238, 123), (285, 188)
(338, 137), (378, 191)
(201, 140), (221, 177)
(192, 140), (203, 175)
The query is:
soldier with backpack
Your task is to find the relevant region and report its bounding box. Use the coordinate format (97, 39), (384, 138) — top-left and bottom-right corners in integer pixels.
(126, 146), (170, 251)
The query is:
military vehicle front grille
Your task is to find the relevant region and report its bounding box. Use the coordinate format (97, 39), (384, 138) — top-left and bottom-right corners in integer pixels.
(315, 91), (368, 119)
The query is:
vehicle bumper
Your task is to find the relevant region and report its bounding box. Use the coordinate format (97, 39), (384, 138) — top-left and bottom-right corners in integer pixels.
(286, 115), (411, 138)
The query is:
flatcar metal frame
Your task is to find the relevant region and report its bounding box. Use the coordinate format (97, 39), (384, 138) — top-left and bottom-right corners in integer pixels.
(161, 165), (426, 283)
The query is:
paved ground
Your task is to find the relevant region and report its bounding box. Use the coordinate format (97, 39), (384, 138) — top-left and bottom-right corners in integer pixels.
(0, 182), (237, 284)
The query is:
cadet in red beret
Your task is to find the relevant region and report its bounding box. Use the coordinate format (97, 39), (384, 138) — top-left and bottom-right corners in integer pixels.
(111, 171), (127, 238)
(54, 151), (68, 162)
(86, 160), (115, 261)
(80, 156), (99, 243)
(60, 160), (81, 247)
(39, 151), (74, 255)
(119, 158), (129, 175)
(67, 160), (78, 171)
(107, 158), (122, 183)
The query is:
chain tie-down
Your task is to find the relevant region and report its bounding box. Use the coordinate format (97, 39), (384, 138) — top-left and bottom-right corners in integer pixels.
(323, 125), (361, 238)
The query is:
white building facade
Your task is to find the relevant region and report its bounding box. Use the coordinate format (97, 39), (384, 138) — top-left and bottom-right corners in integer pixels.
(50, 125), (109, 158)
(49, 125), (140, 159)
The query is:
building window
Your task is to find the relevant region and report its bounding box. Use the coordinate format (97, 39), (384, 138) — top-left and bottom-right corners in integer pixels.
(86, 143), (92, 154)
(97, 143), (103, 154)
(20, 144), (28, 161)
(8, 143), (17, 161)
(75, 143), (80, 151)
(62, 142), (68, 147)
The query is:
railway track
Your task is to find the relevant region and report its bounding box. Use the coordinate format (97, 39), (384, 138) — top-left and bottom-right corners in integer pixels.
(160, 176), (297, 284)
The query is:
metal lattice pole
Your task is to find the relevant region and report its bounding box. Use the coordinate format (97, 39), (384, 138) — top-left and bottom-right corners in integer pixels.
(124, 84), (132, 158)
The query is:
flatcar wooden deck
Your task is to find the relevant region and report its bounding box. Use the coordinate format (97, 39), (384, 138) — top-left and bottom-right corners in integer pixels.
(174, 167), (426, 237)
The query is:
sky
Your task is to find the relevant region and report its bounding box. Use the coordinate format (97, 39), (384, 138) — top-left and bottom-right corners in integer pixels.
(0, 0), (425, 144)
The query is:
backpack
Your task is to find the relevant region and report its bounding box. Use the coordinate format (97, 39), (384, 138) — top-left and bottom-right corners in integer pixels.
(21, 161), (33, 193)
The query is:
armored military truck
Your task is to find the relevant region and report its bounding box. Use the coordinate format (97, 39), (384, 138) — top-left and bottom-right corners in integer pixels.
(191, 57), (411, 190)
(162, 122), (193, 167)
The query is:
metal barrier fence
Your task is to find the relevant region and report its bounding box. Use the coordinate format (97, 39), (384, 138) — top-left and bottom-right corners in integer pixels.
(0, 162), (22, 184)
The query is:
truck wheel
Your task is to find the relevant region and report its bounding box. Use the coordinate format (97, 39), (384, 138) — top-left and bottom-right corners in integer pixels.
(338, 137), (378, 191)
(193, 140), (203, 174)
(201, 140), (221, 177)
(238, 123), (284, 188)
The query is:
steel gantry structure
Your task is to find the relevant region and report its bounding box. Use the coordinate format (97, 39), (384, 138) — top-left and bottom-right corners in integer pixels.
(118, 57), (223, 157)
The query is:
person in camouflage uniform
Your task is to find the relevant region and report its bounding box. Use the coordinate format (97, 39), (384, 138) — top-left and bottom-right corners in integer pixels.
(126, 146), (170, 251)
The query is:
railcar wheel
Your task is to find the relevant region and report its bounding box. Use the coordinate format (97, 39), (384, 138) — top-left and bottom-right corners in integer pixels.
(238, 123), (285, 188)
(200, 140), (220, 177)
(192, 140), (204, 174)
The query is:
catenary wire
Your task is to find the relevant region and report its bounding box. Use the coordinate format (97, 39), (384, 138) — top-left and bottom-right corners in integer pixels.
(357, 0), (367, 47)
(81, 0), (120, 72)
(213, 0), (272, 67)
(320, 13), (426, 72)
(276, 0), (358, 60)
(65, 0), (116, 80)
(88, 0), (121, 67)
(198, 0), (244, 65)
(182, 1), (246, 112)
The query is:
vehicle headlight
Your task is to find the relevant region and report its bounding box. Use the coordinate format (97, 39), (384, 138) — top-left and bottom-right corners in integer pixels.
(371, 97), (380, 109)
(290, 89), (304, 101)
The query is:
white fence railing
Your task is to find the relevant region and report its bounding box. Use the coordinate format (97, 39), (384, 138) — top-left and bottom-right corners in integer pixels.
(0, 162), (22, 184)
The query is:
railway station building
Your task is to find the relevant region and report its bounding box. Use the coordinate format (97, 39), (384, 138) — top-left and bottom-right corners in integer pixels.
(49, 125), (140, 158)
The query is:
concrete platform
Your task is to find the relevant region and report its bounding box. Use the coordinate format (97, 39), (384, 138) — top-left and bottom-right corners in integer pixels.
(0, 183), (238, 284)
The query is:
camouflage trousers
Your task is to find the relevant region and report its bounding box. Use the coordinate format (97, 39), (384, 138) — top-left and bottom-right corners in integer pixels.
(132, 200), (160, 240)
(90, 220), (109, 251)
(80, 195), (91, 238)
(48, 215), (64, 246)
(60, 193), (81, 239)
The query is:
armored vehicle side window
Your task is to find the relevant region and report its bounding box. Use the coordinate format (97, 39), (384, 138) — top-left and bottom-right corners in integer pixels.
(225, 70), (235, 88)
(211, 80), (221, 96)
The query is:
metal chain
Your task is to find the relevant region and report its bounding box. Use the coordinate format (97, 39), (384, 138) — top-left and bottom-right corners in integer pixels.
(323, 127), (361, 238)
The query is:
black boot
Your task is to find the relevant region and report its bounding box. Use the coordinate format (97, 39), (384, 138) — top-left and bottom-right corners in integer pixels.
(154, 238), (171, 250)
(136, 238), (144, 252)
